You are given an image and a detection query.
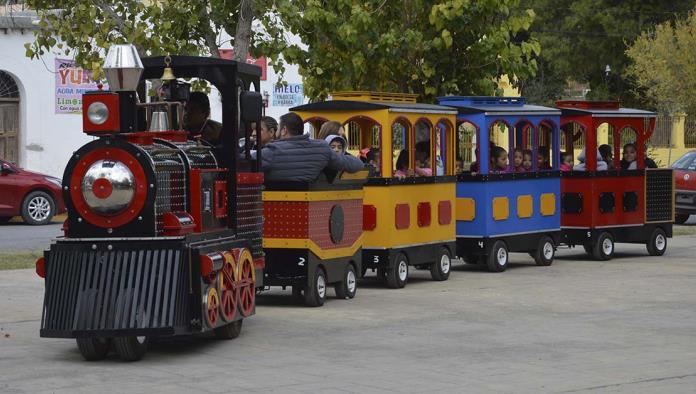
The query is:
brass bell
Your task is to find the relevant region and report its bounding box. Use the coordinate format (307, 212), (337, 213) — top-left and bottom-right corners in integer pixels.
(160, 55), (175, 81)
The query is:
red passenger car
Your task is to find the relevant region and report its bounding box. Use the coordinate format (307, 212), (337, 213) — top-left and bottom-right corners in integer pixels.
(557, 101), (674, 260)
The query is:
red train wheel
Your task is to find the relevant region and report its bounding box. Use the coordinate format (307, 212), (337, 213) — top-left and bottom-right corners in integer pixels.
(237, 250), (255, 317)
(205, 287), (220, 328)
(218, 255), (239, 322)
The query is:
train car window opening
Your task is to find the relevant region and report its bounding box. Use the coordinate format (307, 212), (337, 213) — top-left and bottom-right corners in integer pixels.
(561, 122), (586, 168)
(489, 120), (512, 173)
(514, 121), (535, 172)
(456, 121), (478, 173)
(538, 121), (555, 171)
(415, 119), (435, 177)
(392, 118), (412, 177)
(436, 119), (454, 175)
(306, 117), (329, 138)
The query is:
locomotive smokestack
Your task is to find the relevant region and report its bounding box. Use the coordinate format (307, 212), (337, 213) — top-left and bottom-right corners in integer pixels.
(103, 44), (143, 91)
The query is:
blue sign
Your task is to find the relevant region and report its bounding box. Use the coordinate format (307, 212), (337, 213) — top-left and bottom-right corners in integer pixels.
(272, 83), (304, 107)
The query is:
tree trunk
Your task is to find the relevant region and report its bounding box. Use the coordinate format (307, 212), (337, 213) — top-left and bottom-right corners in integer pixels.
(232, 0), (253, 62)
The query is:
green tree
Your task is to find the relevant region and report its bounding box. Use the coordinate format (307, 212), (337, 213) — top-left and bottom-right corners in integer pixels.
(260, 0), (540, 102)
(520, 0), (695, 106)
(626, 11), (696, 114)
(24, 0), (266, 78)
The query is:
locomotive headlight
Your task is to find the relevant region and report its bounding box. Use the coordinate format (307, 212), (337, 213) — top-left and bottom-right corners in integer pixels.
(81, 160), (135, 215)
(87, 102), (109, 125)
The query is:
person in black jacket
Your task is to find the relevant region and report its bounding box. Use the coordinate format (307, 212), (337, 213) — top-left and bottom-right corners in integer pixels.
(258, 113), (364, 182)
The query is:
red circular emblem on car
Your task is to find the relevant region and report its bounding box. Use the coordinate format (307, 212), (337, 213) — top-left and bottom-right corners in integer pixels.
(92, 178), (113, 199)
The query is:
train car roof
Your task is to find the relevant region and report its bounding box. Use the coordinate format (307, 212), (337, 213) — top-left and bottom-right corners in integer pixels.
(555, 100), (656, 118)
(141, 55), (262, 81)
(436, 96), (560, 116)
(291, 100), (457, 115)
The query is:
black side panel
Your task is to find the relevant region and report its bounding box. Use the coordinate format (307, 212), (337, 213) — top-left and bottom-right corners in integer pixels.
(646, 169), (674, 222)
(623, 191), (638, 212)
(599, 192), (615, 213)
(562, 193), (583, 214)
(41, 241), (188, 338)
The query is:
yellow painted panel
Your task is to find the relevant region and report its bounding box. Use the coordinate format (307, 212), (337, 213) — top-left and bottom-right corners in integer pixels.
(456, 198), (476, 221)
(262, 190), (363, 202)
(517, 195), (533, 218)
(540, 193), (556, 216)
(263, 235), (363, 260)
(492, 197), (509, 221)
(362, 182), (456, 249)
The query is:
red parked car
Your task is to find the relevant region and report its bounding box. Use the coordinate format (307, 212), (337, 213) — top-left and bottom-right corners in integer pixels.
(673, 151), (696, 224)
(0, 159), (66, 225)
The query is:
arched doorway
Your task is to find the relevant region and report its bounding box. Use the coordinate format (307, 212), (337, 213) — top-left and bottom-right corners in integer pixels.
(0, 71), (20, 164)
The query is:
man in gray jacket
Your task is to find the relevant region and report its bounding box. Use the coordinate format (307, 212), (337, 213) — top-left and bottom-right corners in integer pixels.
(259, 113), (365, 182)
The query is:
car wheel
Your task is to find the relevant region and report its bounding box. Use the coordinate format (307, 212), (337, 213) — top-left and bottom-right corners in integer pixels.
(386, 253), (408, 289)
(646, 228), (668, 256)
(21, 191), (55, 225)
(304, 267), (327, 307)
(592, 232), (614, 261)
(430, 247), (451, 281)
(534, 236), (555, 266)
(486, 241), (508, 273)
(0, 216), (12, 224)
(675, 214), (690, 224)
(335, 263), (357, 299)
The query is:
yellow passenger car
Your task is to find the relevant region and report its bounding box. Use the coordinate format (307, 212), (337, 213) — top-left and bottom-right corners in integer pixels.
(292, 92), (457, 288)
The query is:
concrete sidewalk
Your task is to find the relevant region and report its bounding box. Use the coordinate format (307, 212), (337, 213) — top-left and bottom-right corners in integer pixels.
(1, 237), (695, 393)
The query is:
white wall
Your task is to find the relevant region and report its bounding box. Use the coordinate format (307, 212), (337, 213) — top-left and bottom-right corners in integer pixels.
(0, 30), (92, 177)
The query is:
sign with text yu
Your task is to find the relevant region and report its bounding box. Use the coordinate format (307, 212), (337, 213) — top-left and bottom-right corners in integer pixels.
(272, 83), (304, 107)
(55, 59), (104, 114)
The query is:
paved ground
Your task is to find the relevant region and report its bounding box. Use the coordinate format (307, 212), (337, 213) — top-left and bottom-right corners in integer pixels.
(1, 236), (696, 393)
(0, 220), (63, 251)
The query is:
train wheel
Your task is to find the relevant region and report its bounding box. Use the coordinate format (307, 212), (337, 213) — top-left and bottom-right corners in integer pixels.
(204, 287), (220, 328)
(534, 236), (555, 266)
(386, 253), (408, 289)
(218, 257), (239, 323)
(76, 337), (110, 361)
(486, 241), (508, 272)
(592, 232), (614, 261)
(430, 247), (451, 281)
(304, 267), (327, 307)
(335, 264), (357, 300)
(238, 253), (256, 317)
(113, 336), (148, 361)
(646, 228), (668, 256)
(214, 320), (243, 340)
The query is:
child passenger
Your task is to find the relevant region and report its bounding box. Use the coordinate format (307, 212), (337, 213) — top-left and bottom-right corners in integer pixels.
(366, 148), (381, 177)
(513, 148), (525, 172)
(490, 146), (508, 173)
(522, 149), (533, 171)
(537, 146), (551, 170)
(324, 135), (347, 154)
(621, 143), (637, 170)
(560, 152), (573, 172)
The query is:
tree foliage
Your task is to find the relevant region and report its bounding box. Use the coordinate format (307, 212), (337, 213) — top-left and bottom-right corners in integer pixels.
(260, 0), (540, 102)
(626, 11), (696, 114)
(520, 0), (696, 106)
(24, 0), (262, 79)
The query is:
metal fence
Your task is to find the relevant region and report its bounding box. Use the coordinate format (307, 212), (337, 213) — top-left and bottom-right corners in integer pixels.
(686, 116), (696, 148)
(650, 115), (672, 147)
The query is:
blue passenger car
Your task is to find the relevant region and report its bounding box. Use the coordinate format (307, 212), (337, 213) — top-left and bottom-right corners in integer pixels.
(437, 96), (562, 272)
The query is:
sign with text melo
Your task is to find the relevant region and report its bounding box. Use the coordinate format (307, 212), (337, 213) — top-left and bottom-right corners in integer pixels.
(273, 83), (304, 107)
(55, 59), (104, 114)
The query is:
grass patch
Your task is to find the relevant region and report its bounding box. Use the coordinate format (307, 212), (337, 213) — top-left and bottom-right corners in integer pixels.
(674, 225), (696, 236)
(0, 251), (42, 270)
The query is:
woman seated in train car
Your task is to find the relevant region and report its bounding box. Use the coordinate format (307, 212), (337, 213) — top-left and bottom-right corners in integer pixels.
(490, 146), (509, 173)
(394, 149), (431, 178)
(560, 151), (573, 172)
(621, 143), (658, 169)
(522, 149), (533, 171)
(414, 141), (435, 176)
(513, 148), (526, 172)
(317, 120), (346, 140)
(599, 144), (614, 170)
(572, 148), (608, 171)
(537, 146), (552, 170)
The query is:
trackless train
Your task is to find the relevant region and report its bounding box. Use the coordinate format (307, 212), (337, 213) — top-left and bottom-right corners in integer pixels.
(35, 46), (674, 361)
